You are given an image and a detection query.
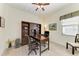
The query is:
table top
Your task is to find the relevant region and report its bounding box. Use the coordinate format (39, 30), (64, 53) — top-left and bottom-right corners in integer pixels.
(30, 34), (48, 41)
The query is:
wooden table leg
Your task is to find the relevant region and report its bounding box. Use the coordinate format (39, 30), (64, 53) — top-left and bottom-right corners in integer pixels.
(75, 47), (77, 51)
(66, 42), (68, 49)
(48, 38), (49, 50)
(72, 47), (75, 55)
(39, 41), (41, 56)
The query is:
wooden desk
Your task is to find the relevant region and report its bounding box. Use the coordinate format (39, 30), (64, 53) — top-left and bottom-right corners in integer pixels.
(30, 34), (49, 56)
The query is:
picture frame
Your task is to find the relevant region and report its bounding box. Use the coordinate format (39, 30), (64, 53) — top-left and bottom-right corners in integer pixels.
(0, 16), (5, 28)
(49, 23), (57, 31)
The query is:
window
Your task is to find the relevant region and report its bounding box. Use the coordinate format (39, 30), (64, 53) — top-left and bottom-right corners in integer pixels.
(61, 16), (79, 36)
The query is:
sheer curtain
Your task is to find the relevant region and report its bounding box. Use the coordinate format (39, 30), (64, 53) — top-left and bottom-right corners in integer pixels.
(61, 16), (79, 36)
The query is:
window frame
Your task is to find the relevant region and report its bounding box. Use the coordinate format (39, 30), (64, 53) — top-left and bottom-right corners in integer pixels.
(61, 24), (79, 36)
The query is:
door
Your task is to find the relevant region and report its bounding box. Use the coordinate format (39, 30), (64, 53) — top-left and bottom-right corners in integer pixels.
(21, 21), (29, 45)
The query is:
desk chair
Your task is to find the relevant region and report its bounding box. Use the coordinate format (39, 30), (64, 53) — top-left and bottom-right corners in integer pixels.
(66, 34), (79, 55)
(28, 36), (39, 55)
(41, 31), (49, 47)
(44, 31), (49, 37)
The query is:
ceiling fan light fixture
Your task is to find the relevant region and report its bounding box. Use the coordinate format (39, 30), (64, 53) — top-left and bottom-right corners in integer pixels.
(32, 3), (50, 11)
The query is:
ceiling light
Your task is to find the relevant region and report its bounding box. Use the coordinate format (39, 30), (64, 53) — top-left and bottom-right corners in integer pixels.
(32, 3), (50, 11)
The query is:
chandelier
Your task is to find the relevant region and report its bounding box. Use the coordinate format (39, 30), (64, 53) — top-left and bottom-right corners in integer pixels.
(32, 3), (50, 11)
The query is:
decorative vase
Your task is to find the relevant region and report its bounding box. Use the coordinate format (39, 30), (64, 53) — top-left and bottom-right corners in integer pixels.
(8, 42), (12, 48)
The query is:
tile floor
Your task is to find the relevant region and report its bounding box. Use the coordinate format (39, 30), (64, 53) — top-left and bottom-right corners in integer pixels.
(2, 42), (79, 56)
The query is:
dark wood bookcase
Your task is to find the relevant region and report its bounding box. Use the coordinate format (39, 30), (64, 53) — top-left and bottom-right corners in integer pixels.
(21, 21), (41, 45)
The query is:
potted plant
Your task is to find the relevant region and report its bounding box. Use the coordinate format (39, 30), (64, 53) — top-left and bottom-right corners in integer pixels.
(6, 39), (12, 48)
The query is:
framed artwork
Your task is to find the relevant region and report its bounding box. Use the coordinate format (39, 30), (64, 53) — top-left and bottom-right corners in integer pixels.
(0, 16), (5, 28)
(49, 23), (57, 30)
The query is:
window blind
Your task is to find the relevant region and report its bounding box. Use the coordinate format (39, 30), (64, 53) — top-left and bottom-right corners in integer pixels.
(60, 10), (79, 20)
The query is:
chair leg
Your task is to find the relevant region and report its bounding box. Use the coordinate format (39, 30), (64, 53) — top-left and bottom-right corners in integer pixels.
(72, 47), (75, 55)
(66, 42), (68, 49)
(28, 49), (37, 55)
(28, 50), (32, 55)
(33, 49), (37, 55)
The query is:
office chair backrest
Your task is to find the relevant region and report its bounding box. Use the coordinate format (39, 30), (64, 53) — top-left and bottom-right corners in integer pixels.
(44, 31), (49, 37)
(75, 34), (79, 43)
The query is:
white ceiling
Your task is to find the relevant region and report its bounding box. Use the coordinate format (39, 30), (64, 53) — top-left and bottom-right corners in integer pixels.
(7, 3), (70, 15)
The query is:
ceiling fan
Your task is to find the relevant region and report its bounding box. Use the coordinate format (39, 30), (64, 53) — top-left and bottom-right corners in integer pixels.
(32, 3), (50, 11)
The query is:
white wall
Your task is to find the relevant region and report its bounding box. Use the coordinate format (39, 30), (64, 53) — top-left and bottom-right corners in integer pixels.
(1, 3), (79, 55)
(45, 3), (79, 46)
(0, 4), (41, 55)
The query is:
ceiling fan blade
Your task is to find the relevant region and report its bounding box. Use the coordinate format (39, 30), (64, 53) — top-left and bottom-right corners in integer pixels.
(32, 3), (36, 4)
(32, 3), (39, 5)
(42, 3), (50, 5)
(42, 8), (45, 11)
(32, 3), (50, 5)
(35, 8), (38, 11)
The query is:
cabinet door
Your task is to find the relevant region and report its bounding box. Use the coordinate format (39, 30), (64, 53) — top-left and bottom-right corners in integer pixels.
(21, 22), (29, 45)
